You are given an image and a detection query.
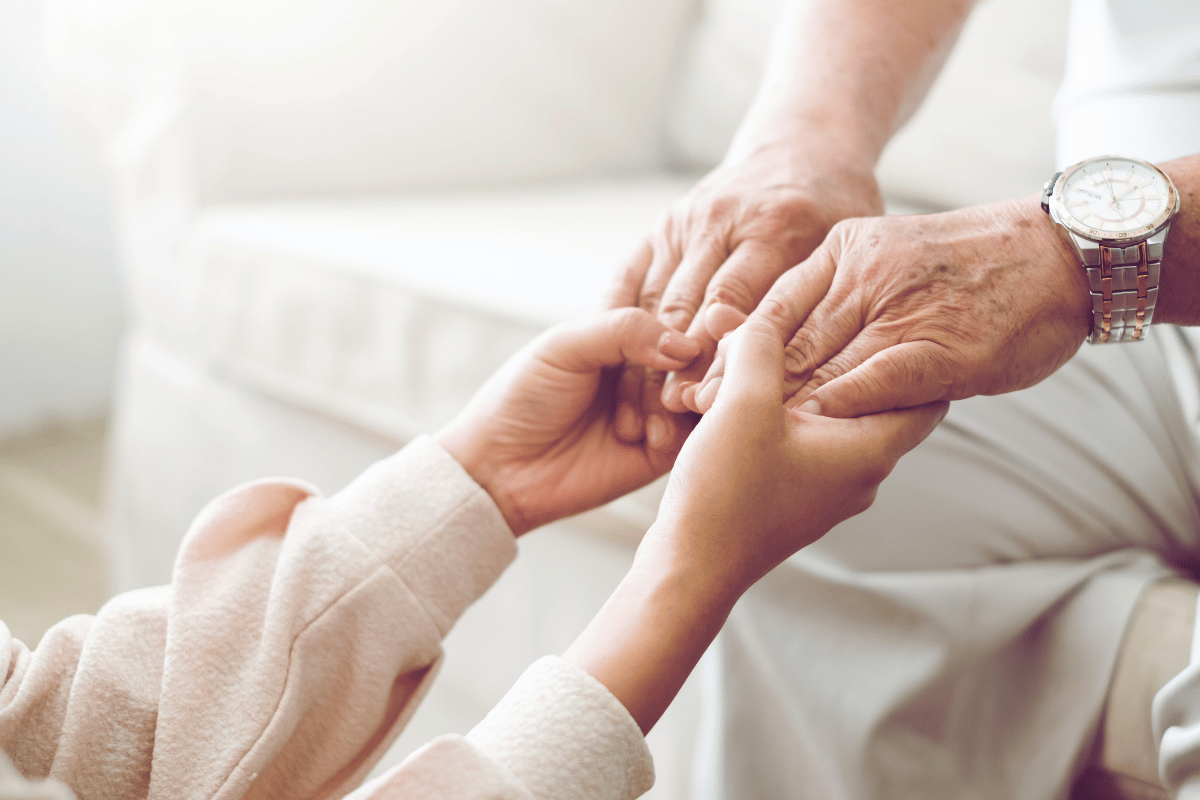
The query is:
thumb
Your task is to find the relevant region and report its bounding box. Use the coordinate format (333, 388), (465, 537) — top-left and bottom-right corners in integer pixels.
(845, 400), (951, 468)
(704, 302), (748, 340)
(799, 341), (956, 418)
(540, 307), (702, 375)
(709, 317), (785, 409)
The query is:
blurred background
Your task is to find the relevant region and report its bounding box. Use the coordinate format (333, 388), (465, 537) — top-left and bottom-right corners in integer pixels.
(0, 0), (1066, 795)
(0, 0), (120, 645)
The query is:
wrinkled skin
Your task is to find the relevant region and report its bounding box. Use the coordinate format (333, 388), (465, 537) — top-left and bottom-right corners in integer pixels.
(687, 195), (1092, 418)
(607, 154), (882, 441)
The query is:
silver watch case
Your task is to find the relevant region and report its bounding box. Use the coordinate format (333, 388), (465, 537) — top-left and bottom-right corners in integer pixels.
(1042, 155), (1180, 343)
(1046, 155), (1179, 248)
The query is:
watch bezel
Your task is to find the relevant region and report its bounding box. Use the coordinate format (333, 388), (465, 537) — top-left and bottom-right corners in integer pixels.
(1049, 155), (1179, 245)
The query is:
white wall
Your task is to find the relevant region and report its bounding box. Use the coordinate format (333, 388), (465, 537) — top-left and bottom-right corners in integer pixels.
(0, 0), (123, 438)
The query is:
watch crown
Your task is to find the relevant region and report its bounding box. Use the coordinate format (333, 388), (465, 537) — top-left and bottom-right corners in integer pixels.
(1041, 172), (1062, 216)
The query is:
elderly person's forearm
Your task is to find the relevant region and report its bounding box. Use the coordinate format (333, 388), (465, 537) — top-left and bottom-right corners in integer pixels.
(726, 0), (977, 175)
(609, 0), (979, 428)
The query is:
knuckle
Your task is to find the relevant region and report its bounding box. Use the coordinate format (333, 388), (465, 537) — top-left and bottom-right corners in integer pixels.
(762, 190), (821, 223)
(684, 229), (733, 268)
(782, 345), (810, 379)
(658, 294), (702, 321)
(828, 217), (875, 254)
(855, 357), (901, 398)
(828, 217), (858, 240)
(638, 284), (665, 312)
(782, 330), (820, 375)
(610, 305), (645, 328)
(807, 355), (853, 390)
(608, 306), (647, 339)
(925, 345), (959, 388)
(908, 341), (959, 396)
(757, 294), (797, 330)
(704, 193), (740, 222)
(707, 273), (757, 313)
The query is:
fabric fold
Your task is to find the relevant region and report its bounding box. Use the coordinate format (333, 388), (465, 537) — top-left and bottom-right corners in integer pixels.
(467, 656), (654, 800)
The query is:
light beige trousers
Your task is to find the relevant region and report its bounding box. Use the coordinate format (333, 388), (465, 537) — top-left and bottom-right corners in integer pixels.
(698, 326), (1200, 800)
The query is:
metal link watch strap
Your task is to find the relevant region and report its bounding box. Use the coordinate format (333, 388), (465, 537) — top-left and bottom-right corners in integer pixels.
(1079, 230), (1166, 343)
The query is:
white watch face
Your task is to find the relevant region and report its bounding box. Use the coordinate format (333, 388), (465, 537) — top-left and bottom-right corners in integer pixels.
(1054, 156), (1176, 243)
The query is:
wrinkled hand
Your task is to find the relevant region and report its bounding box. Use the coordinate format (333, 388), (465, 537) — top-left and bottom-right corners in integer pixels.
(606, 157), (882, 444)
(437, 308), (701, 536)
(688, 196), (1091, 418)
(641, 316), (947, 598)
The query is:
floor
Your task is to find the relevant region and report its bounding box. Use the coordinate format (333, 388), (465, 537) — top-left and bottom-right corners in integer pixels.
(0, 418), (108, 646)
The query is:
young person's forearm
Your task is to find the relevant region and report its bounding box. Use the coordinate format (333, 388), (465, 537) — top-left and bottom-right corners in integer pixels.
(726, 0), (976, 172)
(1153, 155), (1200, 326)
(562, 526), (740, 735)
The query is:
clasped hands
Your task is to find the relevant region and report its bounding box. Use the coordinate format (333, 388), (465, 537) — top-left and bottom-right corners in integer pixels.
(440, 163), (1094, 614)
(436, 299), (943, 732)
(439, 302), (945, 608)
(435, 159), (1125, 731)
(433, 161), (1099, 737)
(607, 164), (1092, 427)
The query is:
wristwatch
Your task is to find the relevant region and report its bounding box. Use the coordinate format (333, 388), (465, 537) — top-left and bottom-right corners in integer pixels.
(1042, 155), (1179, 343)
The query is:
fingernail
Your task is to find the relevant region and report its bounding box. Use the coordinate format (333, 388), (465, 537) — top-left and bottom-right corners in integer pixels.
(661, 378), (688, 413)
(658, 330), (701, 362)
(646, 414), (670, 449)
(798, 398), (821, 415)
(696, 377), (721, 411)
(680, 382), (699, 412)
(615, 405), (642, 440)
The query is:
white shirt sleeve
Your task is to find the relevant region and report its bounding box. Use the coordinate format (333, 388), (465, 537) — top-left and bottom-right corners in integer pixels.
(1153, 594), (1200, 798)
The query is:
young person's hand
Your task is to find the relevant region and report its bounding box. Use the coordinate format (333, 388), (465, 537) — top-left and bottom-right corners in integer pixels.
(437, 308), (701, 536)
(565, 314), (947, 732)
(647, 315), (949, 599)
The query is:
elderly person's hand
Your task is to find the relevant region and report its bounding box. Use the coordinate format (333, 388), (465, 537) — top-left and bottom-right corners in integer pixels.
(604, 0), (983, 442)
(686, 196), (1092, 418)
(607, 152), (882, 444)
(437, 308), (701, 536)
(565, 314), (947, 732)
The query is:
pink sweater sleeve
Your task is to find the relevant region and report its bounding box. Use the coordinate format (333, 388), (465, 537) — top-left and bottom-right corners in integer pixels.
(0, 436), (517, 800)
(349, 656), (654, 800)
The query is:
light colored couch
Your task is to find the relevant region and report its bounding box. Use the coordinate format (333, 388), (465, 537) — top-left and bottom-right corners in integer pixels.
(52, 0), (1068, 795)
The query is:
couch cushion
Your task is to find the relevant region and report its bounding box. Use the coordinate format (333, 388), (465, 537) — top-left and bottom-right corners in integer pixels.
(665, 0), (1070, 210)
(184, 178), (698, 441)
(159, 0), (699, 202)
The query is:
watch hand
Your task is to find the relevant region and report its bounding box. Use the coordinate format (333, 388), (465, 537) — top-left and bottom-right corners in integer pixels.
(1105, 177), (1119, 203)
